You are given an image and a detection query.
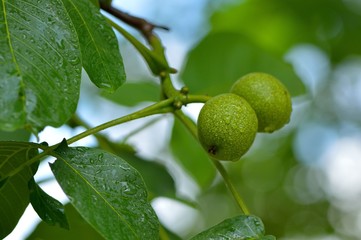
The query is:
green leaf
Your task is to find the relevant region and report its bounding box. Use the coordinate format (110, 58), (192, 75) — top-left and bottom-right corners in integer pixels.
(211, 0), (361, 63)
(27, 204), (104, 240)
(0, 129), (31, 141)
(115, 145), (176, 199)
(29, 178), (69, 229)
(181, 32), (305, 97)
(0, 0), (82, 131)
(62, 0), (126, 92)
(89, 0), (100, 7)
(50, 143), (160, 240)
(190, 215), (276, 240)
(170, 118), (216, 189)
(101, 81), (160, 106)
(0, 141), (39, 238)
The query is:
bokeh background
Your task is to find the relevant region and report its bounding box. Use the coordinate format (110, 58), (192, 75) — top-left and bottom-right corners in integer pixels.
(4, 0), (361, 239)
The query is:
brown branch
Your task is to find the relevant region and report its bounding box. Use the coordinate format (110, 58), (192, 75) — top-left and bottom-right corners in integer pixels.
(99, 3), (169, 43)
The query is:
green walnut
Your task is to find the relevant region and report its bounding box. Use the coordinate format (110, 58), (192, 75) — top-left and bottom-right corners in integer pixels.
(197, 93), (258, 161)
(230, 72), (292, 133)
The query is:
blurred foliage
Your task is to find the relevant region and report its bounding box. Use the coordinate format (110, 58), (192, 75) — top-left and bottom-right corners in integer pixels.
(181, 32), (305, 97)
(17, 0), (361, 239)
(179, 0), (361, 239)
(170, 118), (216, 189)
(27, 204), (104, 240)
(0, 130), (31, 141)
(101, 81), (160, 106)
(210, 0), (361, 63)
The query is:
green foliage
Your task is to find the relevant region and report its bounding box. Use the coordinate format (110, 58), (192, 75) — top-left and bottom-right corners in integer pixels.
(211, 0), (361, 62)
(102, 81), (160, 106)
(170, 118), (216, 189)
(117, 149), (176, 199)
(62, 0), (125, 92)
(100, 141), (177, 199)
(0, 142), (39, 238)
(50, 141), (159, 239)
(191, 215), (275, 240)
(0, 0), (125, 132)
(181, 32), (305, 97)
(0, 129), (30, 141)
(29, 178), (69, 229)
(0, 0), (82, 131)
(27, 204), (104, 240)
(2, 0), (357, 239)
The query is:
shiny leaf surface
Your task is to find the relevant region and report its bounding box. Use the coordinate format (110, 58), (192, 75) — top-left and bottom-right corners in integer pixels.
(62, 0), (125, 92)
(29, 178), (69, 229)
(50, 143), (159, 240)
(191, 215), (275, 240)
(0, 0), (81, 131)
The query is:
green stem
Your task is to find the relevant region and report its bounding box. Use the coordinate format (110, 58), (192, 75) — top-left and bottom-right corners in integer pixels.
(183, 94), (212, 104)
(211, 159), (250, 215)
(67, 98), (174, 145)
(174, 110), (251, 215)
(106, 17), (168, 75)
(1, 100), (176, 182)
(121, 116), (163, 142)
(160, 73), (179, 98)
(0, 143), (55, 182)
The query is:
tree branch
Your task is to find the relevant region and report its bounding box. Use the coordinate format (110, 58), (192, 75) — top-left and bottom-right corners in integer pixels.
(100, 3), (169, 43)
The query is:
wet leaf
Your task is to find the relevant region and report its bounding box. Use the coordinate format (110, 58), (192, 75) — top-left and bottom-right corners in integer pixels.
(116, 149), (176, 199)
(190, 215), (276, 240)
(62, 0), (126, 92)
(0, 0), (81, 131)
(0, 141), (39, 238)
(50, 142), (159, 240)
(29, 178), (69, 229)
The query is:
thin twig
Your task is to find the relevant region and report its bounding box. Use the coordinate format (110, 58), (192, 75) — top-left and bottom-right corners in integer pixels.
(100, 3), (169, 43)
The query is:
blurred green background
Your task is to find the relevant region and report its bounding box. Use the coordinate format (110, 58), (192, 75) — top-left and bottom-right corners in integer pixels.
(11, 0), (361, 239)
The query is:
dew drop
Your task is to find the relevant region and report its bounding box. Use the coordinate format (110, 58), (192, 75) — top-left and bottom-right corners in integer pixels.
(100, 82), (111, 88)
(121, 182), (137, 196)
(56, 39), (66, 50)
(69, 56), (80, 66)
(97, 153), (104, 163)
